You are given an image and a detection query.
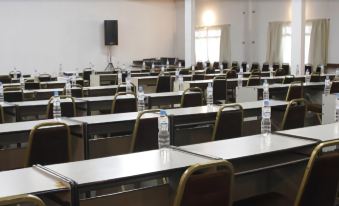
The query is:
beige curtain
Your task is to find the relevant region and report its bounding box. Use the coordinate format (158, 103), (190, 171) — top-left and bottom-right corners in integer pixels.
(308, 19), (330, 67)
(266, 22), (288, 64)
(219, 24), (231, 63)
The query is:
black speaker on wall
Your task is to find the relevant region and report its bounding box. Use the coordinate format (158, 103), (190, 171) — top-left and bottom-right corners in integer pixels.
(104, 20), (118, 46)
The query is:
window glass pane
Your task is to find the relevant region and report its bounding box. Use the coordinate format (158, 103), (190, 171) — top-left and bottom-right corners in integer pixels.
(195, 27), (221, 63)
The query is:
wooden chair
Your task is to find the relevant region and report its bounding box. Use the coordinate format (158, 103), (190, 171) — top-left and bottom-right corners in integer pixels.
(280, 98), (307, 130)
(192, 74), (205, 80)
(3, 87), (23, 102)
(180, 87), (204, 108)
(285, 81), (303, 101)
(46, 95), (76, 118)
(212, 104), (243, 141)
(281, 63), (290, 75)
(222, 61), (228, 69)
(130, 109), (160, 153)
(205, 67), (215, 74)
(156, 75), (171, 93)
(180, 69), (190, 75)
(305, 64), (313, 73)
(251, 62), (260, 72)
(247, 75), (261, 86)
(25, 122), (72, 167)
(330, 81), (339, 94)
(241, 62), (247, 72)
(173, 160), (234, 206)
(9, 70), (22, 78)
(0, 194), (46, 206)
(213, 77), (227, 103)
(213, 62), (220, 69)
(232, 61), (239, 68)
(272, 63), (280, 71)
(111, 92), (137, 114)
(274, 69), (285, 76)
(0, 75), (12, 84)
(310, 72), (321, 82)
(225, 70), (237, 79)
(234, 139), (339, 206)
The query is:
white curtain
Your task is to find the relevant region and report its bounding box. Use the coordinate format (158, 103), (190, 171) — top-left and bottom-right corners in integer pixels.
(308, 19), (330, 67)
(219, 24), (231, 63)
(266, 22), (288, 64)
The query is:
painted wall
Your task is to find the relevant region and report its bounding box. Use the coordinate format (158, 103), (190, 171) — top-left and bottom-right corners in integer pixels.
(0, 0), (177, 75)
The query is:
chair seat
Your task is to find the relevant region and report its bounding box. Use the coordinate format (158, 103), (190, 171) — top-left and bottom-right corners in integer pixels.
(234, 192), (293, 206)
(308, 103), (322, 113)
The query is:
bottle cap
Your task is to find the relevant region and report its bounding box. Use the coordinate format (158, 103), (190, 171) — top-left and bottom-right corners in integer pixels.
(160, 110), (166, 116)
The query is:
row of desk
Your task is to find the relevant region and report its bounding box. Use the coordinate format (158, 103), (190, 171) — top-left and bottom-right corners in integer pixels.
(3, 120), (336, 205)
(0, 100), (288, 170)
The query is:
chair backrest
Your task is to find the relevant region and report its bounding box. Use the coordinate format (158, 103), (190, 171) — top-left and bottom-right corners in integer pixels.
(262, 63), (269, 72)
(274, 68), (285, 76)
(247, 75), (261, 86)
(25, 82), (41, 90)
(222, 61), (228, 69)
(251, 70), (261, 76)
(272, 63), (280, 71)
(3, 87), (23, 102)
(192, 74), (205, 81)
(310, 72), (321, 82)
(330, 81), (339, 94)
(0, 105), (4, 124)
(181, 87), (204, 108)
(225, 70), (237, 79)
(213, 62), (220, 69)
(285, 81), (303, 101)
(205, 67), (215, 74)
(282, 75), (295, 84)
(0, 194), (46, 206)
(38, 74), (52, 82)
(281, 63), (290, 75)
(156, 75), (171, 93)
(241, 62), (247, 72)
(180, 69), (190, 75)
(111, 92), (137, 114)
(9, 70), (22, 78)
(130, 110), (160, 153)
(305, 64), (313, 73)
(173, 160), (234, 206)
(196, 62), (204, 70)
(250, 62), (260, 72)
(280, 98), (307, 130)
(232, 61), (239, 68)
(83, 69), (93, 81)
(213, 77), (227, 102)
(0, 75), (12, 83)
(212, 104), (243, 141)
(25, 122), (72, 167)
(295, 140), (339, 206)
(47, 95), (76, 118)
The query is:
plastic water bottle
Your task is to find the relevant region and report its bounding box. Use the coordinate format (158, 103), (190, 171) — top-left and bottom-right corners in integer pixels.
(220, 64), (224, 74)
(270, 66), (274, 77)
(20, 77), (25, 90)
(137, 86), (145, 111)
(261, 80), (271, 136)
(126, 79), (132, 93)
(117, 70), (122, 84)
(152, 63), (155, 70)
(53, 91), (62, 119)
(321, 65), (325, 75)
(166, 59), (170, 68)
(161, 66), (165, 76)
(59, 64), (63, 77)
(238, 68), (243, 87)
(158, 110), (170, 149)
(13, 68), (18, 80)
(324, 76), (331, 95)
(296, 65), (300, 76)
(178, 75), (184, 91)
(305, 70), (311, 84)
(0, 82), (4, 103)
(178, 61), (182, 68)
(142, 61), (146, 68)
(126, 68), (131, 82)
(65, 78), (72, 96)
(192, 66), (195, 75)
(206, 82), (213, 106)
(246, 64), (250, 72)
(175, 69), (180, 80)
(34, 69), (39, 82)
(71, 74), (76, 86)
(336, 68), (339, 78)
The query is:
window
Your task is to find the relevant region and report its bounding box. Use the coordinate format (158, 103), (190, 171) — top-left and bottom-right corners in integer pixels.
(282, 25), (291, 64)
(304, 24), (312, 64)
(195, 27), (221, 63)
(281, 24), (313, 65)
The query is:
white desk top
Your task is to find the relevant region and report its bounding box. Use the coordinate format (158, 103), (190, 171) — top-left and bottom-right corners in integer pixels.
(276, 123), (339, 142)
(13, 99), (86, 107)
(47, 148), (210, 186)
(181, 134), (316, 160)
(0, 167), (67, 198)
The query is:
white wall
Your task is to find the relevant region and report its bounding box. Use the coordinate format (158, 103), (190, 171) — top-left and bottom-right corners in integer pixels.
(175, 0), (185, 59)
(0, 0), (177, 75)
(306, 0), (339, 64)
